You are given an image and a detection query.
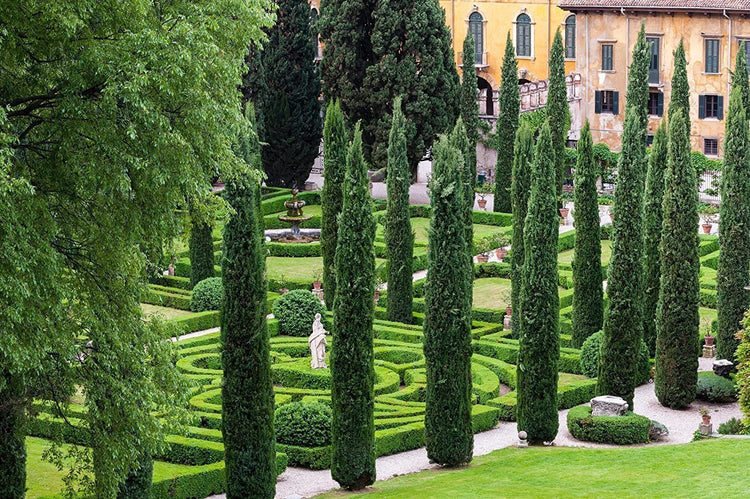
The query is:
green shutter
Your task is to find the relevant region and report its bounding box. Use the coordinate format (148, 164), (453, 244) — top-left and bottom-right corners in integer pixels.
(595, 90), (602, 114)
(698, 95), (706, 119)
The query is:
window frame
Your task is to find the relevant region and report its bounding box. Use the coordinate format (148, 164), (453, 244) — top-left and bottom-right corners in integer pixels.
(515, 13), (533, 58)
(646, 36), (660, 84)
(564, 16), (576, 59)
(469, 11), (484, 66)
(601, 44), (614, 71)
(704, 138), (719, 157)
(595, 90), (619, 115)
(705, 38), (720, 74)
(700, 94), (724, 120)
(647, 91), (663, 117)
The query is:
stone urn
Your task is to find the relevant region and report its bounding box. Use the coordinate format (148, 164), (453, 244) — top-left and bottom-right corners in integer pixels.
(704, 334), (715, 346)
(478, 199), (487, 210)
(505, 306), (512, 316)
(702, 223), (713, 234)
(313, 281), (322, 291)
(702, 413), (711, 425)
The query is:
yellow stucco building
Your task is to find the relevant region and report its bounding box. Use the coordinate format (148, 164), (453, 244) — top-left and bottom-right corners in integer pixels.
(560, 0), (750, 157)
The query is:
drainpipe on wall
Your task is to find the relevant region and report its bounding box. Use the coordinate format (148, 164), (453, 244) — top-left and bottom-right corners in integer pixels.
(622, 7), (629, 82)
(586, 12), (590, 124)
(725, 9), (732, 104)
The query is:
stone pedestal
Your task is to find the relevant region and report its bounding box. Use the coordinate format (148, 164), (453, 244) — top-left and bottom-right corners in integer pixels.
(590, 395), (628, 417)
(699, 423), (713, 435)
(713, 359), (734, 378)
(503, 315), (512, 331)
(312, 288), (324, 304)
(702, 344), (716, 358)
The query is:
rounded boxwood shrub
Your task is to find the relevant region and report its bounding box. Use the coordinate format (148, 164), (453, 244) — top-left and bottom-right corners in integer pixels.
(190, 277), (224, 312)
(580, 331), (650, 384)
(696, 372), (737, 403)
(275, 401), (332, 447)
(566, 405), (651, 444)
(272, 289), (326, 337)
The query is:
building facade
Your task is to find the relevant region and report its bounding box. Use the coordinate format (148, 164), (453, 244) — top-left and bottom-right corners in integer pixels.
(560, 0), (750, 158)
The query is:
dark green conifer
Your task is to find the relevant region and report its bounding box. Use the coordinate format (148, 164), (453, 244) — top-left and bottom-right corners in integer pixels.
(189, 217), (214, 287)
(423, 137), (473, 464)
(494, 33), (519, 213)
(734, 42), (750, 113)
(460, 31), (479, 186)
(547, 30), (570, 199)
(717, 86), (750, 361)
(668, 40), (690, 142)
(572, 121), (603, 347)
(321, 100), (348, 310)
(655, 109), (700, 408)
(628, 26), (650, 135)
(516, 122), (560, 444)
(510, 124), (534, 336)
(331, 124), (376, 489)
(385, 97), (414, 323)
(449, 118), (475, 314)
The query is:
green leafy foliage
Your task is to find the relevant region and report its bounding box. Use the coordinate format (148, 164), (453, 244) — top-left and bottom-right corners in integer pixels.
(423, 136), (473, 465)
(737, 312), (750, 427)
(696, 372), (737, 403)
(385, 97), (414, 323)
(572, 122), (603, 347)
(331, 124), (376, 489)
(321, 100), (348, 310)
(718, 417), (746, 435)
(567, 405), (651, 445)
(273, 289), (327, 337)
(494, 33), (519, 213)
(191, 278), (224, 312)
(461, 31), (479, 184)
(734, 42), (750, 113)
(517, 122), (560, 443)
(0, 372), (25, 498)
(655, 109), (700, 409)
(547, 30), (570, 199)
(510, 125), (534, 337)
(580, 331), (650, 385)
(190, 221), (216, 288)
(117, 451), (153, 499)
(275, 402), (333, 447)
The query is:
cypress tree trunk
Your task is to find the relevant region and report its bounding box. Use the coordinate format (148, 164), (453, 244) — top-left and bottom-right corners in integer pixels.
(516, 122), (560, 444)
(510, 125), (533, 337)
(572, 121), (603, 347)
(321, 100), (348, 310)
(189, 220), (215, 287)
(385, 97), (414, 323)
(547, 30), (570, 200)
(116, 451), (153, 499)
(717, 85), (750, 361)
(655, 109), (700, 408)
(460, 31), (479, 187)
(642, 122), (668, 355)
(424, 136), (473, 465)
(494, 33), (519, 213)
(0, 371), (25, 499)
(331, 124), (376, 489)
(221, 174), (275, 498)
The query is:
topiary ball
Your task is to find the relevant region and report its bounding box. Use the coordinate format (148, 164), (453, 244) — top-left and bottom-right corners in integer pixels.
(275, 401), (332, 447)
(272, 289), (326, 337)
(191, 277), (224, 312)
(579, 331), (650, 384)
(696, 371), (737, 403)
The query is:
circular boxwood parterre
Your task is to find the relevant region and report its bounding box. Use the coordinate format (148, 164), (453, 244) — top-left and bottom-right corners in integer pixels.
(272, 289), (327, 337)
(275, 401), (333, 447)
(696, 371), (737, 403)
(190, 277), (224, 312)
(580, 331), (650, 385)
(567, 405), (651, 445)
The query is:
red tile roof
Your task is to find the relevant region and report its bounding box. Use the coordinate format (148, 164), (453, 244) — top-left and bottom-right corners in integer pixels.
(558, 0), (750, 12)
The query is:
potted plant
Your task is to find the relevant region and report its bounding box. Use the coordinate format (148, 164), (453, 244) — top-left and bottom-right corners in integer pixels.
(704, 330), (715, 346)
(476, 233), (510, 263)
(700, 203), (719, 234)
(505, 305), (512, 316)
(700, 408), (711, 425)
(474, 182), (494, 211)
(313, 271), (322, 291)
(559, 192), (573, 219)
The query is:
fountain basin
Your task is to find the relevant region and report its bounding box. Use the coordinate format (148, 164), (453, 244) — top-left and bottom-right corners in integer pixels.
(266, 228), (320, 244)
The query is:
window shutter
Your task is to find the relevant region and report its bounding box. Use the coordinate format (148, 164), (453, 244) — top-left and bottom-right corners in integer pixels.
(699, 95), (706, 119)
(613, 91), (619, 115)
(595, 91), (602, 114)
(718, 96), (724, 120)
(657, 93), (664, 116)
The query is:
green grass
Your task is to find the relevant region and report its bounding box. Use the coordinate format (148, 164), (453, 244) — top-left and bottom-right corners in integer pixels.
(700, 307), (717, 333)
(558, 239), (612, 266)
(270, 205), (323, 217)
(472, 278), (566, 311)
(318, 439), (750, 498)
(267, 256), (386, 282)
(141, 303), (195, 320)
(376, 218), (506, 246)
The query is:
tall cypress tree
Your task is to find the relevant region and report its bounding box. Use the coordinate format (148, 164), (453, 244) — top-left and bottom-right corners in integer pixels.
(735, 42), (750, 113)
(628, 25), (650, 134)
(221, 174), (275, 498)
(331, 124), (376, 489)
(461, 31), (479, 187)
(547, 30), (570, 199)
(189, 215), (215, 287)
(494, 33), (520, 213)
(449, 118), (475, 315)
(259, 0), (322, 187)
(655, 109), (700, 408)
(668, 40), (690, 143)
(642, 122), (668, 355)
(321, 100), (348, 310)
(423, 136), (473, 465)
(517, 122), (560, 444)
(572, 121), (603, 347)
(385, 97), (414, 323)
(717, 85), (750, 361)
(510, 124), (534, 336)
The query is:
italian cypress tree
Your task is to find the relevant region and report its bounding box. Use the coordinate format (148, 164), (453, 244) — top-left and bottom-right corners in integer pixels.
(510, 124), (534, 336)
(572, 121), (603, 347)
(642, 122), (668, 355)
(423, 137), (473, 465)
(547, 30), (570, 199)
(734, 43), (750, 113)
(494, 33), (520, 213)
(717, 86), (750, 361)
(0, 372), (24, 498)
(189, 215), (214, 287)
(385, 97), (414, 323)
(668, 40), (690, 142)
(221, 174), (275, 498)
(331, 124), (376, 489)
(655, 109), (700, 408)
(259, 0), (322, 187)
(516, 122), (560, 444)
(321, 100), (348, 310)
(628, 25), (650, 134)
(460, 31), (479, 186)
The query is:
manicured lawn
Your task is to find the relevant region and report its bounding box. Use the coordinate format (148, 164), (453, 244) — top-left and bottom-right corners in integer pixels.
(270, 204), (322, 217)
(319, 439), (750, 498)
(267, 256), (386, 282)
(141, 303), (195, 320)
(700, 307), (717, 332)
(472, 278), (566, 311)
(558, 239), (612, 266)
(376, 218), (508, 246)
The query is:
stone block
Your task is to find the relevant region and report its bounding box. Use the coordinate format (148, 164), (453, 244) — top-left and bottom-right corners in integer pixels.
(702, 344), (716, 358)
(590, 395), (628, 417)
(713, 359), (734, 378)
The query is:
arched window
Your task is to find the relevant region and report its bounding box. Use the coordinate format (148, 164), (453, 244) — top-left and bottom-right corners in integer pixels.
(310, 8), (321, 59)
(469, 12), (484, 65)
(516, 14), (531, 57)
(565, 16), (576, 59)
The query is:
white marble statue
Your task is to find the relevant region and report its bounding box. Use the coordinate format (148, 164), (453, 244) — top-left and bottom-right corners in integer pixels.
(308, 313), (328, 369)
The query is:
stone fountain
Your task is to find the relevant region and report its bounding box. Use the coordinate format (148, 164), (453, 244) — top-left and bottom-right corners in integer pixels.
(271, 189), (318, 243)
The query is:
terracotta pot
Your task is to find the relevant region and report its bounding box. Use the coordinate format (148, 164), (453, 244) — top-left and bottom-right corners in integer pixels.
(505, 306), (512, 316)
(705, 335), (715, 346)
(559, 208), (570, 218)
(496, 248), (508, 260)
(702, 223), (713, 234)
(279, 288), (289, 295)
(477, 254), (489, 263)
(373, 290), (380, 304)
(313, 281), (322, 290)
(478, 199), (487, 210)
(702, 414), (711, 425)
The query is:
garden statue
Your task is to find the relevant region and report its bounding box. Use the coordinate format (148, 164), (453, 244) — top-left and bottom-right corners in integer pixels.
(309, 313), (328, 369)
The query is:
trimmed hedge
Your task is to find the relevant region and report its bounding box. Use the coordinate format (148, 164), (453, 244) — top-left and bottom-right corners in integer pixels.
(487, 378), (596, 421)
(275, 401), (332, 447)
(142, 286), (192, 310)
(191, 277), (223, 312)
(696, 372), (737, 403)
(566, 405), (651, 444)
(272, 289), (327, 337)
(172, 311), (221, 335)
(580, 331), (650, 385)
